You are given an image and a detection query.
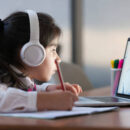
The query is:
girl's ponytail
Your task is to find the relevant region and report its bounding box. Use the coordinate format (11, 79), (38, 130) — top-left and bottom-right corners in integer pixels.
(0, 19), (4, 32)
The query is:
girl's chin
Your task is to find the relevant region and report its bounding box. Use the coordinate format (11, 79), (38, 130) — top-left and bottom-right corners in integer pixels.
(35, 76), (52, 83)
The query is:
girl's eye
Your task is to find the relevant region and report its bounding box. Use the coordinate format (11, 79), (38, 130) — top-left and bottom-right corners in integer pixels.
(53, 49), (56, 51)
(52, 48), (57, 52)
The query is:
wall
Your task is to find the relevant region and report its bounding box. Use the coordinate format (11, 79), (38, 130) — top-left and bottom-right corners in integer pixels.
(83, 0), (130, 87)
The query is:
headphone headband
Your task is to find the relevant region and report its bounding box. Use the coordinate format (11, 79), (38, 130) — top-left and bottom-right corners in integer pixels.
(25, 10), (39, 41)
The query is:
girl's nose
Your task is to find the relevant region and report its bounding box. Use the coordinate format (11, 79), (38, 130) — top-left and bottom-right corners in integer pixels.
(56, 54), (61, 63)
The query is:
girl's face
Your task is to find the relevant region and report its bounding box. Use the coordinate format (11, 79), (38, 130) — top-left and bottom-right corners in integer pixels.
(24, 37), (61, 82)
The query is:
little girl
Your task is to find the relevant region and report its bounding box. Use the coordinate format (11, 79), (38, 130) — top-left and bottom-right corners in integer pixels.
(0, 10), (82, 112)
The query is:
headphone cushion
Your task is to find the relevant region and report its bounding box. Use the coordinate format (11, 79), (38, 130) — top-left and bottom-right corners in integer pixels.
(20, 42), (46, 66)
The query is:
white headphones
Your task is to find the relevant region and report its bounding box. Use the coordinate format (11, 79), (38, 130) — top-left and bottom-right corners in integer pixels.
(20, 10), (46, 67)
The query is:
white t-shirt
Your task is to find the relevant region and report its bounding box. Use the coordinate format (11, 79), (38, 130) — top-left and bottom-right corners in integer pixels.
(0, 66), (50, 113)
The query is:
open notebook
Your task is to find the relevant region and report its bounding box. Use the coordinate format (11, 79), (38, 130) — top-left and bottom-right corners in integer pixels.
(75, 38), (130, 107)
(0, 107), (117, 119)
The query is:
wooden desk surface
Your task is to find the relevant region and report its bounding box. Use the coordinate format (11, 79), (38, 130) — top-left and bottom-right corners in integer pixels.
(1, 87), (130, 130)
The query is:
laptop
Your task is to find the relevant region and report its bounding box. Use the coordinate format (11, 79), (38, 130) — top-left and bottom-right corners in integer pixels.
(75, 38), (130, 107)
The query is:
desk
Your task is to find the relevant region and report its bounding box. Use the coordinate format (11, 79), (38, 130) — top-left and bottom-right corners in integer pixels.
(1, 86), (130, 130)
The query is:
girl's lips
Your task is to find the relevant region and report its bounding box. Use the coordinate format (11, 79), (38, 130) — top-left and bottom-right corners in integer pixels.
(52, 70), (57, 74)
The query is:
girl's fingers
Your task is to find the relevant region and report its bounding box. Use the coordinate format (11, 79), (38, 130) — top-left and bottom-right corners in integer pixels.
(56, 85), (62, 89)
(64, 83), (78, 95)
(70, 84), (82, 94)
(55, 83), (82, 95)
(72, 84), (82, 94)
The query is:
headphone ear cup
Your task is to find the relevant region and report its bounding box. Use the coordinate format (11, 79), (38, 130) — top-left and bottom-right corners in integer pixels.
(20, 41), (46, 67)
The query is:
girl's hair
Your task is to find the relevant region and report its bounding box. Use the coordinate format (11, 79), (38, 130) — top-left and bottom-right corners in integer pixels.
(0, 11), (61, 90)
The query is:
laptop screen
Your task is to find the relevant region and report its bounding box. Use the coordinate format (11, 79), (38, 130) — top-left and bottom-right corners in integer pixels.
(117, 38), (130, 97)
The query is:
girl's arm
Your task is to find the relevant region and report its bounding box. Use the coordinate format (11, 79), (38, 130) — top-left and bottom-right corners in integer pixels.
(0, 85), (78, 112)
(0, 86), (37, 112)
(36, 82), (82, 95)
(37, 90), (78, 111)
(46, 83), (82, 96)
(36, 83), (52, 92)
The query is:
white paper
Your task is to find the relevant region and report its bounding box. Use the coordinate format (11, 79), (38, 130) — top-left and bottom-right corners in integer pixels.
(0, 107), (118, 119)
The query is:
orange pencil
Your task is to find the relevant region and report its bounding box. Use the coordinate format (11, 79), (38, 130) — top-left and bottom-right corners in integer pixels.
(55, 60), (66, 91)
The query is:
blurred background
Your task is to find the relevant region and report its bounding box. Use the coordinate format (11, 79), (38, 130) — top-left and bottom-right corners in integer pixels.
(0, 0), (130, 88)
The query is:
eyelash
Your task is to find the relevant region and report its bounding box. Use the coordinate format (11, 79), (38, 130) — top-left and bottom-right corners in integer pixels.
(52, 48), (57, 52)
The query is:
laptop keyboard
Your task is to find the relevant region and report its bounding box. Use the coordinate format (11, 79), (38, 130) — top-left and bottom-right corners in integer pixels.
(78, 96), (102, 103)
(79, 96), (130, 103)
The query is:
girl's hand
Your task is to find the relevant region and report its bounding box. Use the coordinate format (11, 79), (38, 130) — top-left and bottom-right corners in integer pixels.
(46, 83), (82, 96)
(37, 91), (78, 111)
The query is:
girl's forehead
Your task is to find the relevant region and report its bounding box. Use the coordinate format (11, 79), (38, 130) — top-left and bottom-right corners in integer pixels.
(47, 44), (57, 48)
(48, 37), (59, 46)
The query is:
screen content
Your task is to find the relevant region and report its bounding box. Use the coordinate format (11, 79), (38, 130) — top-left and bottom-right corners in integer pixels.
(118, 40), (130, 95)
